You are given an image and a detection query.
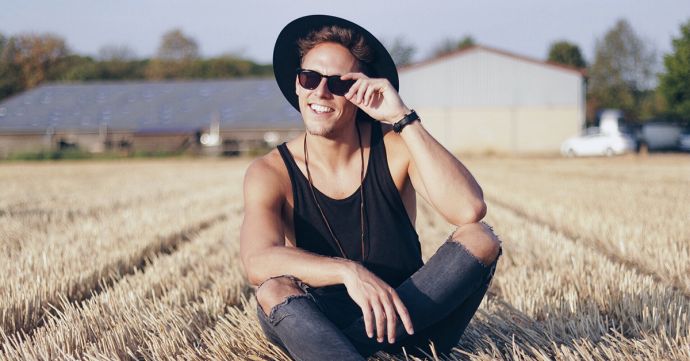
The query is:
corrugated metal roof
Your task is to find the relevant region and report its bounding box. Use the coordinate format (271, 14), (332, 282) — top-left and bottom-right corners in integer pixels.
(0, 79), (303, 133)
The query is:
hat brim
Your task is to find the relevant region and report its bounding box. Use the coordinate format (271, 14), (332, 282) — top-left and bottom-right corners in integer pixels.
(273, 14), (398, 113)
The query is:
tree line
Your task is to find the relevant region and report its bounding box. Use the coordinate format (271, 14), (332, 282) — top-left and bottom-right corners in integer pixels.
(1, 20), (689, 125)
(0, 28), (272, 101)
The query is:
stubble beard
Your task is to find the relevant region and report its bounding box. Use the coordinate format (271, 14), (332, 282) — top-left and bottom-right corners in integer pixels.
(304, 112), (352, 138)
(302, 104), (357, 138)
(305, 121), (337, 137)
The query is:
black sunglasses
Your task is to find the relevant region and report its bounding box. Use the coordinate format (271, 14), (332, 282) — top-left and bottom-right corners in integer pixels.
(296, 68), (355, 96)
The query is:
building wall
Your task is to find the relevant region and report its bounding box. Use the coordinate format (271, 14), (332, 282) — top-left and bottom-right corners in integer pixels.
(0, 134), (51, 157)
(513, 107), (581, 152)
(416, 106), (581, 154)
(400, 48), (583, 108)
(131, 133), (195, 152)
(399, 47), (585, 154)
(0, 128), (304, 158)
(56, 132), (106, 152)
(0, 131), (120, 157)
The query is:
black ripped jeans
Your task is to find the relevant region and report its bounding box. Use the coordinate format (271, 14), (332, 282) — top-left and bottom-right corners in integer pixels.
(256, 226), (503, 360)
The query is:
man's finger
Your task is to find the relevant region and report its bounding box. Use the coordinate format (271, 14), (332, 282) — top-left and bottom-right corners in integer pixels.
(345, 79), (362, 100)
(381, 295), (398, 343)
(355, 80), (368, 104)
(391, 292), (414, 335)
(371, 300), (386, 343)
(359, 301), (374, 339)
(340, 72), (367, 80)
(363, 84), (376, 107)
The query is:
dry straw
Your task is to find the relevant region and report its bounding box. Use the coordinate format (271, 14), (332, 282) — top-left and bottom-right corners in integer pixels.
(1, 155), (688, 360)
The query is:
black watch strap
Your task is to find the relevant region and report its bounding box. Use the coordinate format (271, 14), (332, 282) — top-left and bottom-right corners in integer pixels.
(392, 110), (420, 133)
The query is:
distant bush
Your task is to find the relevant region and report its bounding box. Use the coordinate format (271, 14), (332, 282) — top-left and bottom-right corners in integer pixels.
(6, 149), (93, 161)
(3, 149), (186, 161)
(129, 150), (185, 158)
(245, 144), (273, 157)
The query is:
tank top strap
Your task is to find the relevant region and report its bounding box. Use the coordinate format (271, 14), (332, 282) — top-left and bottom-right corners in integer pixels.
(277, 141), (304, 210)
(277, 142), (298, 180)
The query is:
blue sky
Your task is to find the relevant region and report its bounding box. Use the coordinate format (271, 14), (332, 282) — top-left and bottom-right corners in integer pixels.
(2, 0), (688, 65)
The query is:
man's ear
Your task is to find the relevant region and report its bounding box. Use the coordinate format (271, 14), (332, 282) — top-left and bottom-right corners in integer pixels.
(295, 75), (300, 96)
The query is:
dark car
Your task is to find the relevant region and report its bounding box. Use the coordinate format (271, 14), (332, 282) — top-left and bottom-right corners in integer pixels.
(635, 121), (684, 152)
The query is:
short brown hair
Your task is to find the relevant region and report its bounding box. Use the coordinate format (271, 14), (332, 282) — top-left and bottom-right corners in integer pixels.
(297, 25), (373, 74)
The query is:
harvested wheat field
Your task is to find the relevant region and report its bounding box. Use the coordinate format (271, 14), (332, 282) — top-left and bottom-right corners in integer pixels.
(1, 154), (688, 360)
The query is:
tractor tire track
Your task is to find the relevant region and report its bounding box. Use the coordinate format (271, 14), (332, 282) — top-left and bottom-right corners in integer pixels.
(1, 212), (228, 345)
(485, 195), (690, 299)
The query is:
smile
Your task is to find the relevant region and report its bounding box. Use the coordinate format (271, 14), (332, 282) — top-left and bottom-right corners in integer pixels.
(309, 103), (334, 114)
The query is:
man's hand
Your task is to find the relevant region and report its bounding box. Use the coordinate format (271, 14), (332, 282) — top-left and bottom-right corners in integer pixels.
(341, 72), (410, 124)
(340, 262), (415, 344)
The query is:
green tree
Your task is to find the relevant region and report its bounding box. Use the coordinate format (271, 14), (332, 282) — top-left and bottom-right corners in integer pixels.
(0, 32), (69, 95)
(638, 89), (668, 120)
(97, 59), (149, 80)
(3, 33), (69, 88)
(383, 36), (417, 67)
(658, 19), (690, 121)
(147, 28), (199, 79)
(46, 54), (99, 81)
(547, 40), (586, 68)
(0, 32), (22, 99)
(587, 19), (657, 121)
(95, 44), (147, 80)
(98, 44), (136, 61)
(156, 28), (198, 61)
(431, 35), (475, 58)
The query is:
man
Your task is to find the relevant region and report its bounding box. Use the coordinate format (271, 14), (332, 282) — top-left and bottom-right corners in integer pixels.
(240, 15), (502, 360)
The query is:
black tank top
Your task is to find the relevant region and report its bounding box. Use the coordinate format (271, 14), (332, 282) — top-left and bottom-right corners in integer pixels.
(277, 119), (423, 289)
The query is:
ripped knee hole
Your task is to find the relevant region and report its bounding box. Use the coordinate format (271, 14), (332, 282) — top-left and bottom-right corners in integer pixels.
(256, 275), (308, 315)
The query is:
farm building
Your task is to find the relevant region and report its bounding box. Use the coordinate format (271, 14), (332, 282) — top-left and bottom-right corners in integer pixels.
(0, 79), (303, 158)
(399, 45), (586, 154)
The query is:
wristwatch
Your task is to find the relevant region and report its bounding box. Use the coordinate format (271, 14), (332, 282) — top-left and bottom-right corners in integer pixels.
(392, 109), (420, 133)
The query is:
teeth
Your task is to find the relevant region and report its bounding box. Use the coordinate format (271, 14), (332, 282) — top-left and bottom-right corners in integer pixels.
(310, 104), (334, 113)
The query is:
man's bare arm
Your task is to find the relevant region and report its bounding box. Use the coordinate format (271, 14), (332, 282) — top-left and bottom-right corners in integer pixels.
(239, 156), (415, 343)
(239, 157), (351, 287)
(341, 72), (486, 226)
(400, 120), (486, 226)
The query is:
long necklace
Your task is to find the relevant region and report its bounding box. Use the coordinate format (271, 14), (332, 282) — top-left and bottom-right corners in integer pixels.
(303, 121), (366, 260)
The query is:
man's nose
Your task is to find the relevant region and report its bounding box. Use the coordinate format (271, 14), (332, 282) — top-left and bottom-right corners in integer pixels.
(313, 78), (332, 97)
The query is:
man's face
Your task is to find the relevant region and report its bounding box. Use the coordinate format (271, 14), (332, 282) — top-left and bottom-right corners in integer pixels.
(296, 42), (359, 137)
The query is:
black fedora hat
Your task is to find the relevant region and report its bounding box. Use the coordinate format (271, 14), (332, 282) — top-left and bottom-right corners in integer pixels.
(273, 14), (398, 112)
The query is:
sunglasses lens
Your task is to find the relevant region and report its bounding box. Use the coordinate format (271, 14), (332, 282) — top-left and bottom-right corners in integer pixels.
(298, 71), (321, 89)
(327, 78), (354, 96)
(297, 69), (353, 96)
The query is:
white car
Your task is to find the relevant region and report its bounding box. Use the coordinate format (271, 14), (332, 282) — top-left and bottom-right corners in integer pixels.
(561, 131), (637, 157)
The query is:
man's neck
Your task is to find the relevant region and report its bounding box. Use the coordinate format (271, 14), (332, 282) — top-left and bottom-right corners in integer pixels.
(304, 120), (365, 173)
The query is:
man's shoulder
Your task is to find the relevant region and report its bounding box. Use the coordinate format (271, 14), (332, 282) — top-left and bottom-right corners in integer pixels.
(244, 147), (289, 195)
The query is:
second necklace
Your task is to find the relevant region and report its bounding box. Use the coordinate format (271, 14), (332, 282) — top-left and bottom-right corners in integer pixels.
(303, 121), (366, 261)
